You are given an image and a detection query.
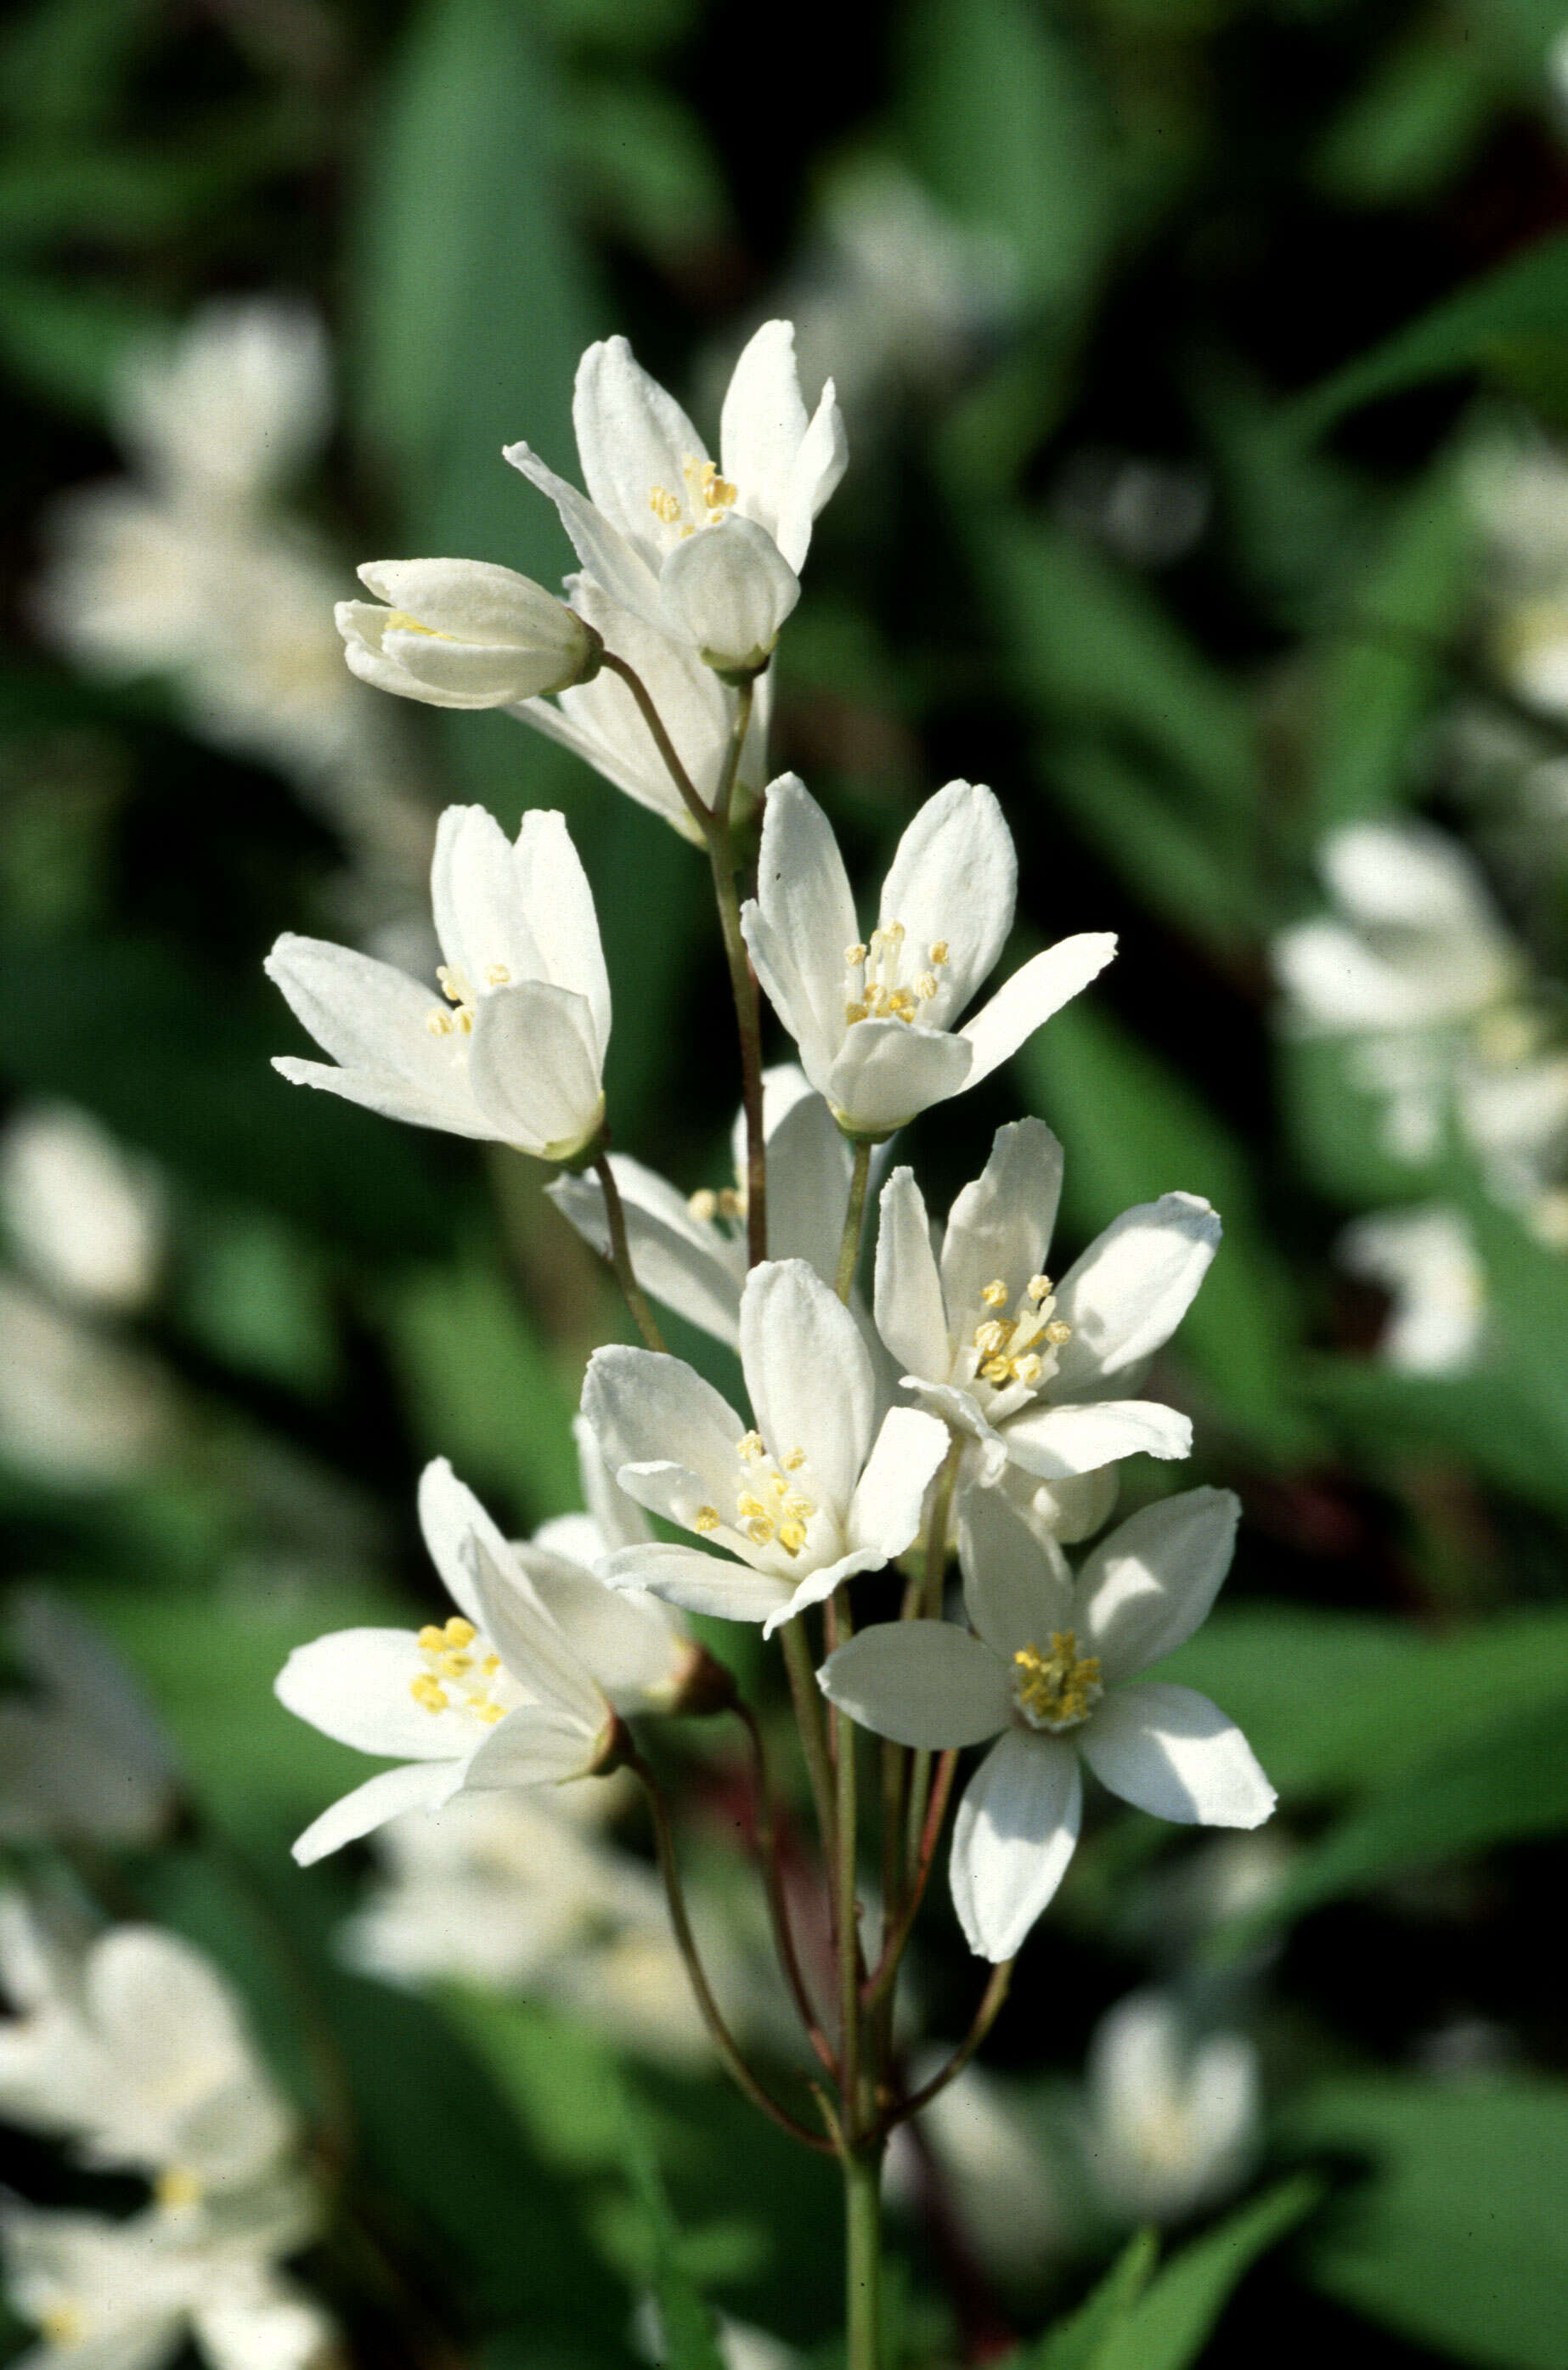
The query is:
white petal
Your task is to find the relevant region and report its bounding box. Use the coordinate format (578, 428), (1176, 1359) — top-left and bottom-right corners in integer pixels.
(719, 319), (809, 545)
(776, 377), (848, 573)
(548, 1154), (744, 1347)
(879, 782), (1016, 1024)
(265, 934), (459, 1099)
(270, 1053), (490, 1139)
(1080, 1683), (1275, 1828)
(939, 1118), (1064, 1327)
(573, 334), (705, 555)
(949, 1731), (1082, 1961)
(956, 1485), (1073, 1657)
(999, 1397), (1193, 1478)
(342, 624), (504, 709)
(1271, 918), (1437, 1032)
(513, 1543), (688, 1711)
(740, 1258), (875, 1514)
(764, 1545), (894, 1634)
(358, 556), (574, 646)
(872, 1166), (950, 1380)
(1051, 1193), (1221, 1391)
(847, 1406), (950, 1560)
(960, 934), (1119, 1085)
(750, 775), (859, 1064)
(582, 1345), (744, 1504)
(764, 1086), (854, 1282)
(503, 438), (665, 626)
(742, 904), (835, 1091)
(817, 1622), (1011, 1747)
(274, 1629), (476, 1759)
(602, 1543), (794, 1626)
(460, 1700), (607, 1790)
(381, 629), (564, 704)
(463, 1533), (606, 1732)
(513, 809), (612, 1058)
(825, 1018), (973, 1133)
(416, 1456), (511, 1628)
(657, 515), (799, 669)
(1075, 1488), (1240, 1684)
(430, 803), (542, 988)
(292, 1762), (457, 1864)
(196, 2294), (337, 2370)
(571, 1410), (652, 1554)
(466, 981), (604, 1160)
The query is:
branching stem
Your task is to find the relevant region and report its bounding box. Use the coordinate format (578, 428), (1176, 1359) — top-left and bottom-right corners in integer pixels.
(590, 1151), (665, 1351)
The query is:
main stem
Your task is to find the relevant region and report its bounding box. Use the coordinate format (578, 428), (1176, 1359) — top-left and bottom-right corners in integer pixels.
(844, 2145), (884, 2370)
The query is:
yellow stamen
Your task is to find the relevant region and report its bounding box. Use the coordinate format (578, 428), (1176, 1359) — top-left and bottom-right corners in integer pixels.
(410, 1673), (449, 1712)
(445, 1617), (476, 1646)
(1045, 1320), (1073, 1346)
(694, 1505), (720, 1533)
(1027, 1273), (1053, 1303)
(689, 1188), (719, 1222)
(929, 940), (949, 965)
(485, 963), (511, 986)
(1012, 1633), (1102, 1732)
(417, 1624), (446, 1651)
(779, 1520), (809, 1555)
(845, 942), (868, 967)
(981, 1279), (1010, 1308)
(650, 487), (680, 523)
(155, 2167), (202, 2209)
(427, 1009), (454, 1036)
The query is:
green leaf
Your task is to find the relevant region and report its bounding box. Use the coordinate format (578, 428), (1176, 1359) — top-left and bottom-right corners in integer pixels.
(1313, 29), (1503, 208)
(1294, 2081), (1568, 2370)
(1095, 2179), (1319, 2370)
(1305, 1354), (1568, 1522)
(1015, 2229), (1156, 2369)
(1019, 1000), (1317, 1459)
(618, 2084), (729, 2370)
(0, 269), (169, 417)
(1291, 228), (1568, 440)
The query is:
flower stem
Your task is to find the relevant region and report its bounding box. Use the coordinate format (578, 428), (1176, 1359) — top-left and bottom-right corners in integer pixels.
(598, 649), (710, 833)
(707, 818), (769, 1270)
(833, 1588), (861, 2125)
(863, 1746), (956, 2015)
(591, 1151), (665, 1351)
(904, 1435), (963, 1871)
(624, 1737), (833, 2153)
(712, 675), (754, 828)
(780, 1614), (838, 1871)
(734, 1701), (838, 2076)
(881, 1961), (1014, 2139)
(834, 1137), (873, 1302)
(843, 2144), (885, 2370)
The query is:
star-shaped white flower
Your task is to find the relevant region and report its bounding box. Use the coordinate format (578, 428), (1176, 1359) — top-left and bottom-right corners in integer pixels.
(266, 804), (609, 1163)
(740, 776), (1115, 1138)
(818, 1485), (1274, 1960)
(275, 1459), (622, 1865)
(876, 1117), (1217, 1486)
(505, 320), (845, 678)
(581, 1258), (950, 1634)
(550, 1065), (854, 1350)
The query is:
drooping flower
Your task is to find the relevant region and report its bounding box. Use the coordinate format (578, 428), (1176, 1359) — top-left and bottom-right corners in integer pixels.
(505, 319), (844, 678)
(1337, 1205), (1486, 1375)
(818, 1486), (1274, 1960)
(266, 804), (609, 1163)
(0, 1590), (178, 1847)
(581, 1259), (949, 1633)
(550, 1065), (854, 1349)
(0, 1901), (296, 2193)
(336, 559), (601, 710)
(1080, 1989), (1260, 2223)
(875, 1117), (1217, 1486)
(0, 2189), (336, 2370)
(275, 1459), (623, 1865)
(740, 776), (1115, 1138)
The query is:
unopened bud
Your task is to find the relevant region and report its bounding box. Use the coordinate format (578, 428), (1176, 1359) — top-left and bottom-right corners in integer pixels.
(337, 557), (601, 710)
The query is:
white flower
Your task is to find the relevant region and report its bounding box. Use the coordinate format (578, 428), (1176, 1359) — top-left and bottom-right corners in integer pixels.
(887, 2056), (1067, 2277)
(1338, 1205), (1487, 1374)
(112, 300), (330, 510)
(0, 1903), (296, 2192)
(1, 2191), (336, 2370)
(1081, 1989), (1259, 2223)
(517, 573), (772, 843)
(276, 1460), (623, 1865)
(505, 319), (845, 677)
(740, 776), (1116, 1138)
(266, 804), (609, 1162)
(0, 1104), (164, 1314)
(875, 1118), (1217, 1487)
(581, 1258), (950, 1633)
(336, 559), (600, 710)
(818, 1487), (1274, 1960)
(0, 1590), (178, 1847)
(549, 1065), (853, 1349)
(0, 1278), (173, 1486)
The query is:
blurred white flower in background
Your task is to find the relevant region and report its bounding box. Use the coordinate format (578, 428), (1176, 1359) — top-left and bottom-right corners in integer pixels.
(0, 1589), (179, 1846)
(1338, 1205), (1487, 1374)
(0, 1102), (164, 1314)
(634, 2296), (799, 2370)
(1080, 1990), (1259, 2225)
(889, 2057), (1067, 2281)
(0, 1275), (173, 1487)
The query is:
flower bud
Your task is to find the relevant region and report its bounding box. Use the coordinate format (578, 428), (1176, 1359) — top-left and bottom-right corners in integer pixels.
(336, 557), (601, 710)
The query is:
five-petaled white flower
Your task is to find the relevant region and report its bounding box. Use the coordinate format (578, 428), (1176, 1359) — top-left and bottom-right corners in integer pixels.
(818, 1485), (1274, 1960)
(505, 320), (845, 679)
(740, 776), (1116, 1139)
(336, 559), (601, 710)
(266, 804), (609, 1164)
(876, 1118), (1217, 1485)
(275, 1459), (621, 1865)
(581, 1258), (950, 1634)
(550, 1065), (854, 1350)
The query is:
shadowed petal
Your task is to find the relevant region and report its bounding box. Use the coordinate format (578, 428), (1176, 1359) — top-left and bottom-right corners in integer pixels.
(949, 1731), (1082, 1961)
(1080, 1683), (1275, 1827)
(818, 1622), (1011, 1748)
(1075, 1489), (1240, 1684)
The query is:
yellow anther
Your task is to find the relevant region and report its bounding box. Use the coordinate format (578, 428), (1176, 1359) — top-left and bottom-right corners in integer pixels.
(484, 963), (511, 986)
(737, 1492), (768, 1521)
(1027, 1274), (1053, 1302)
(703, 471), (737, 511)
(929, 940), (949, 965)
(689, 1188), (719, 1222)
(888, 989), (917, 1023)
(1012, 1353), (1045, 1387)
(982, 1280), (1010, 1308)
(981, 1356), (1014, 1385)
(418, 1624), (446, 1651)
(156, 2167), (202, 2209)
(444, 1617), (477, 1646)
(1045, 1320), (1073, 1346)
(650, 487), (680, 524)
(738, 1430), (766, 1460)
(717, 1187), (746, 1219)
(1012, 1633), (1102, 1733)
(844, 942), (868, 968)
(784, 1447), (806, 1470)
(915, 973), (939, 1000)
(769, 1470), (790, 1497)
(437, 1651), (472, 1678)
(436, 965), (463, 1003)
(844, 1000), (869, 1025)
(694, 1506), (720, 1533)
(473, 1701), (505, 1724)
(427, 1008), (454, 1036)
(482, 1653), (500, 1673)
(456, 1007), (474, 1034)
(747, 1516), (776, 1545)
(973, 1318), (1010, 1356)
(385, 612), (445, 639)
(410, 1674), (449, 1713)
(887, 920), (905, 944)
(778, 1520), (809, 1555)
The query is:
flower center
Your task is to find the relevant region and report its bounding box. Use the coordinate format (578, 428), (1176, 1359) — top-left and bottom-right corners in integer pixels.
(155, 2167), (203, 2211)
(1012, 1631), (1103, 1732)
(648, 455), (739, 540)
(966, 1273), (1073, 1397)
(687, 1183), (747, 1226)
(409, 1615), (508, 1724)
(426, 960), (513, 1038)
(692, 1430), (818, 1559)
(843, 923), (949, 1026)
